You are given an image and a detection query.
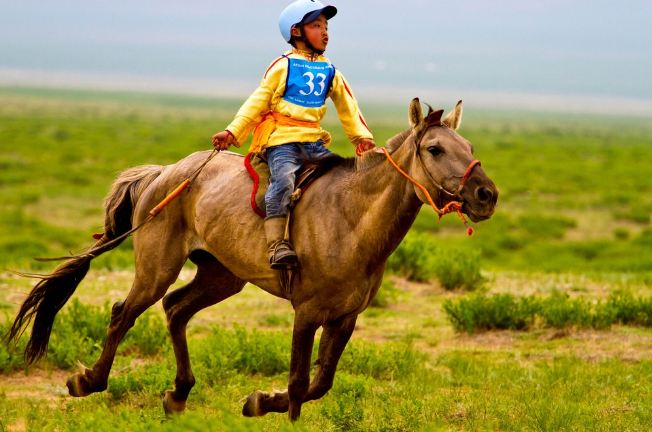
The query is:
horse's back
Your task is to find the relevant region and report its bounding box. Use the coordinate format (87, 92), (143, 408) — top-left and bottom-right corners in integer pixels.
(131, 150), (247, 218)
(157, 150), (257, 226)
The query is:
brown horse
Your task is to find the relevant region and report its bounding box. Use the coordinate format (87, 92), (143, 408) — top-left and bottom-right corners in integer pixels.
(7, 98), (497, 421)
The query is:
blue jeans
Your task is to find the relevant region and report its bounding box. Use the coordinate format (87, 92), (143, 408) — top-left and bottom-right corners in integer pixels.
(265, 141), (333, 217)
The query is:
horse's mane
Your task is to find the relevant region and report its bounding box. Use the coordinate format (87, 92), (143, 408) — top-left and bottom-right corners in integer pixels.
(312, 128), (412, 174)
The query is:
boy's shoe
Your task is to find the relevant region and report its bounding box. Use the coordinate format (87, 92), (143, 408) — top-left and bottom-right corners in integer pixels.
(268, 240), (298, 269)
(264, 216), (298, 269)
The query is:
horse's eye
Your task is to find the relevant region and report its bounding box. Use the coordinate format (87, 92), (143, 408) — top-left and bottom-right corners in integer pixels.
(428, 145), (444, 157)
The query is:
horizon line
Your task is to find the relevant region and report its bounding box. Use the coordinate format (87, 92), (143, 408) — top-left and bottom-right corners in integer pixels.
(1, 67), (651, 118)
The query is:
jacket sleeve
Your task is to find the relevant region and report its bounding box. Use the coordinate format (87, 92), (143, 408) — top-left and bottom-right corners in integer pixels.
(329, 70), (374, 144)
(225, 57), (287, 146)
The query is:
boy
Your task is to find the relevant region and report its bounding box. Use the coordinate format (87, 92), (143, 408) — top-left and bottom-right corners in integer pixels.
(212, 0), (376, 269)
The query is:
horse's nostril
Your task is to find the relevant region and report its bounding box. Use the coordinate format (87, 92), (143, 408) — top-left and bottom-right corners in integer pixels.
(475, 186), (494, 203)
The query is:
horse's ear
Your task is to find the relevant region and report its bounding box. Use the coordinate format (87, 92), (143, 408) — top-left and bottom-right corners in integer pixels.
(408, 98), (423, 128)
(443, 100), (463, 130)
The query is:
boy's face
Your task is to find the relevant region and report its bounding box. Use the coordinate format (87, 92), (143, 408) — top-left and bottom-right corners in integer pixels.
(293, 14), (329, 52)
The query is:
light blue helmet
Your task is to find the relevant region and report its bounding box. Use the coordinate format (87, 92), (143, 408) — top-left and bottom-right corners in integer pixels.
(278, 0), (337, 43)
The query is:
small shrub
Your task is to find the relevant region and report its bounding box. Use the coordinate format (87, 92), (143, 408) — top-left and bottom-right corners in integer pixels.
(320, 373), (369, 431)
(229, 326), (289, 376)
(613, 207), (651, 224)
(0, 321), (28, 373)
(388, 234), (437, 282)
(339, 339), (424, 380)
(48, 299), (168, 369)
(570, 243), (602, 261)
(191, 326), (291, 381)
(108, 361), (171, 400)
(518, 214), (577, 239)
(47, 299), (111, 369)
(257, 313), (292, 327)
(607, 290), (640, 324)
(636, 298), (652, 326)
(635, 228), (652, 248)
(370, 279), (401, 308)
(608, 290), (652, 326)
(432, 248), (484, 291)
(444, 292), (652, 333)
(108, 371), (144, 400)
(590, 301), (619, 330)
(496, 233), (527, 251)
(389, 234), (484, 290)
(538, 292), (594, 329)
(443, 294), (539, 333)
(123, 311), (168, 356)
(613, 228), (629, 240)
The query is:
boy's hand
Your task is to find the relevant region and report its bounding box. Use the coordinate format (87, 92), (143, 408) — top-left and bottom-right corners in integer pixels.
(212, 130), (235, 151)
(355, 138), (376, 156)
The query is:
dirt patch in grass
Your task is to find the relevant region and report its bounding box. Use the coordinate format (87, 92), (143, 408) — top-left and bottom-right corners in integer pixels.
(487, 271), (651, 299)
(0, 368), (70, 402)
(428, 327), (652, 363)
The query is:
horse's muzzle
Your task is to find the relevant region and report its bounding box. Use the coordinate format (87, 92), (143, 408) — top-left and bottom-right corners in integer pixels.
(463, 184), (498, 222)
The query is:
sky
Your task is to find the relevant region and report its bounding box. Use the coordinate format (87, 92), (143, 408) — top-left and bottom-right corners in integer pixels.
(1, 0), (651, 114)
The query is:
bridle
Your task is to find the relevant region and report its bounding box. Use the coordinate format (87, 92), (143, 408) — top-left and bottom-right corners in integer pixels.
(381, 126), (481, 235)
(413, 123), (481, 196)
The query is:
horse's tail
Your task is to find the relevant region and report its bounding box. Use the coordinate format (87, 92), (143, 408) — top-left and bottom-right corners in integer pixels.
(6, 164), (164, 365)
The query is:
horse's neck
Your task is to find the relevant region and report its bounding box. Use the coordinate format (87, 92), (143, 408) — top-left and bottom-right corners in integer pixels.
(341, 143), (422, 264)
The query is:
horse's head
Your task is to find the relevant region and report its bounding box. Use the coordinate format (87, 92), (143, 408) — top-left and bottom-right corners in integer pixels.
(405, 98), (497, 223)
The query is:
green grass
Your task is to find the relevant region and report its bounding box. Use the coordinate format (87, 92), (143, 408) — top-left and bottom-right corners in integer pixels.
(2, 328), (652, 431)
(3, 304), (652, 431)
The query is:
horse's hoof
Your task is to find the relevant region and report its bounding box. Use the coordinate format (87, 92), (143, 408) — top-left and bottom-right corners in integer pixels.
(242, 390), (265, 417)
(66, 373), (90, 397)
(163, 390), (186, 416)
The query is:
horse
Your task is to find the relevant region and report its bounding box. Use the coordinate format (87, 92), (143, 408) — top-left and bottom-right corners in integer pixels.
(7, 98), (497, 421)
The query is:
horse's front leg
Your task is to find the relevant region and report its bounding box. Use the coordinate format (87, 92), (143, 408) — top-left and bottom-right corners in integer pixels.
(242, 313), (357, 417)
(242, 306), (318, 421)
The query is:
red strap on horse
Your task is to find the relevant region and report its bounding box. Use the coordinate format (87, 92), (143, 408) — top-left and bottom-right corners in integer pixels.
(244, 153), (267, 218)
(457, 160), (481, 194)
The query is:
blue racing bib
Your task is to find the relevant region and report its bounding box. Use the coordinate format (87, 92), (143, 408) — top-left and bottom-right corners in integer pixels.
(283, 58), (335, 108)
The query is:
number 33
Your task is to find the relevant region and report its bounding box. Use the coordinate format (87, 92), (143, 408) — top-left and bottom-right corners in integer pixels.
(300, 72), (327, 97)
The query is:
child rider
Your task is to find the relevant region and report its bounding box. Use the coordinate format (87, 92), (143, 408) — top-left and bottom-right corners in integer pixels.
(211, 0), (376, 269)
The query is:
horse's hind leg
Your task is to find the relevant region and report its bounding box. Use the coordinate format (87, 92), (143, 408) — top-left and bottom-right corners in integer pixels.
(161, 250), (245, 414)
(303, 314), (357, 399)
(243, 313), (357, 417)
(66, 237), (186, 397)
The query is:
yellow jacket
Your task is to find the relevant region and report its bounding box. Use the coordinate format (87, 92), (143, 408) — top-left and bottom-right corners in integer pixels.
(225, 49), (373, 153)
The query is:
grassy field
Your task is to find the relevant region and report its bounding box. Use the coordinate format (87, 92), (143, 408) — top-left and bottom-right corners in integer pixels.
(1, 86), (652, 430)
